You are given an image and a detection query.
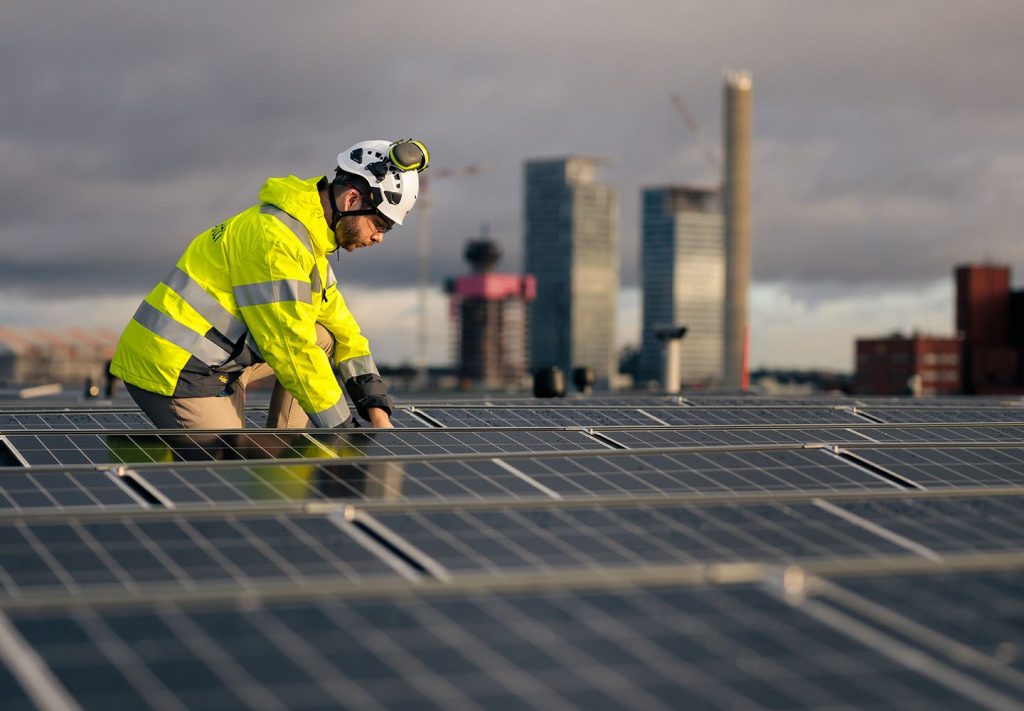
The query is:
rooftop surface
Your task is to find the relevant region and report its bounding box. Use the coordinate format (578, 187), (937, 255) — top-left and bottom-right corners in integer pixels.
(1, 393), (1024, 709)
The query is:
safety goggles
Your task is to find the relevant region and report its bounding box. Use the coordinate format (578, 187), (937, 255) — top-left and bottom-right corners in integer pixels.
(388, 139), (430, 173)
(368, 211), (394, 234)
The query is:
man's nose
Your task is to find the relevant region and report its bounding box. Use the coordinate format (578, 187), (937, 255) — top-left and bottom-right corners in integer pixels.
(371, 231), (384, 244)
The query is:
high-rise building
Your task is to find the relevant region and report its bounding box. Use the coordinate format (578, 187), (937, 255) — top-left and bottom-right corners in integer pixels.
(524, 157), (619, 386)
(446, 239), (535, 390)
(639, 186), (724, 388)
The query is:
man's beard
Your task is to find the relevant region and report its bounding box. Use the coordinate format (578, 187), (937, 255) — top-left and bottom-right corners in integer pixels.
(334, 216), (363, 252)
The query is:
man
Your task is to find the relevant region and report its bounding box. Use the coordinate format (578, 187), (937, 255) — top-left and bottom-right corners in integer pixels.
(110, 139), (429, 430)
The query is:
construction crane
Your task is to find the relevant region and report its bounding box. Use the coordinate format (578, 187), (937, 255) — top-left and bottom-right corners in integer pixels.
(415, 162), (491, 388)
(670, 92), (721, 182)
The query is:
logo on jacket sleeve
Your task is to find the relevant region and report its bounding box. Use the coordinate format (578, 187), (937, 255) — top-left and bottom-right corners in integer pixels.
(210, 223), (227, 242)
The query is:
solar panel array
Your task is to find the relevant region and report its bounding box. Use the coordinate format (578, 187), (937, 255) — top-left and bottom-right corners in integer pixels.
(2, 395), (1024, 708)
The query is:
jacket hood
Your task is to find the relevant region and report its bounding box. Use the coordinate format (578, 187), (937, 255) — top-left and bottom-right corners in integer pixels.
(258, 175), (336, 253)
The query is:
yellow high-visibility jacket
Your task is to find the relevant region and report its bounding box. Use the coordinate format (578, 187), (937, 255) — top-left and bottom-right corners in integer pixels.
(110, 175), (390, 428)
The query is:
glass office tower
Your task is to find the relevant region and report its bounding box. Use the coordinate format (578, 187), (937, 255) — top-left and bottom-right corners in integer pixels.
(639, 186), (724, 388)
(524, 158), (619, 387)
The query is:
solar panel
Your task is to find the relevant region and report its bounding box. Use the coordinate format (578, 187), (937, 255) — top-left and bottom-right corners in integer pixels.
(827, 495), (1024, 556)
(404, 396), (684, 407)
(593, 426), (876, 448)
(831, 569), (1024, 683)
(843, 446), (1024, 489)
(857, 407), (1024, 424)
(125, 447), (899, 508)
(128, 457), (557, 507)
(0, 428), (610, 469)
(652, 407), (867, 426)
(366, 501), (916, 574)
(0, 512), (405, 599)
(681, 396), (856, 407)
(305, 427), (608, 457)
(5, 583), (998, 710)
(0, 432), (328, 467)
(417, 406), (871, 428)
(0, 410), (155, 431)
(0, 407), (424, 430)
(0, 660), (34, 711)
(0, 469), (146, 513)
(4, 390), (1024, 709)
(502, 448), (901, 498)
(845, 425), (1024, 444)
(419, 407), (664, 427)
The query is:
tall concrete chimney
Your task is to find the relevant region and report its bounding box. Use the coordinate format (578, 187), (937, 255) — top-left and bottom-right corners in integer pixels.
(723, 70), (752, 390)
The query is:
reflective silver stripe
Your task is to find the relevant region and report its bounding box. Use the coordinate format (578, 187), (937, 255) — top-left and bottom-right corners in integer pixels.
(326, 264), (337, 288)
(132, 301), (231, 365)
(234, 279), (312, 307)
(308, 397), (351, 428)
(311, 266), (322, 296)
(337, 354), (379, 381)
(260, 204), (313, 255)
(162, 267), (247, 342)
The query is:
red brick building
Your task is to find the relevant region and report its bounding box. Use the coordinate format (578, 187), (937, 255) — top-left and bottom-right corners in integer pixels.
(956, 264), (1024, 395)
(855, 334), (961, 396)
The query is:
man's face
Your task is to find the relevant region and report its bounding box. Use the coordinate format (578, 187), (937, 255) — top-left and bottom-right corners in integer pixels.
(334, 195), (393, 253)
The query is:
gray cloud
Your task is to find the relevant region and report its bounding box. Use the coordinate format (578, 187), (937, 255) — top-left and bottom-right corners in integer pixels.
(2, 0), (1023, 308)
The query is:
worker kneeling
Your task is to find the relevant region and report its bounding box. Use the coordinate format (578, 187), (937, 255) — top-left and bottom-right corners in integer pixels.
(110, 139), (429, 430)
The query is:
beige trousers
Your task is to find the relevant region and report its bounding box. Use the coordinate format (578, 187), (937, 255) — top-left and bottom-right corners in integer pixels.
(128, 324), (337, 429)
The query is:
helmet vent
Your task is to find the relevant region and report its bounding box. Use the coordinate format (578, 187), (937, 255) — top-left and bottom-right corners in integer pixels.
(366, 161), (389, 180)
(383, 190), (402, 205)
(349, 148), (363, 164)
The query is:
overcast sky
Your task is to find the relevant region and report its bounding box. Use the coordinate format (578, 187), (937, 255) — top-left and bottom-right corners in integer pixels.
(2, 1), (1022, 370)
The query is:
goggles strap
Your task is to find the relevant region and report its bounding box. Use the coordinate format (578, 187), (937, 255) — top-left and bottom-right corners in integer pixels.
(337, 208), (380, 217)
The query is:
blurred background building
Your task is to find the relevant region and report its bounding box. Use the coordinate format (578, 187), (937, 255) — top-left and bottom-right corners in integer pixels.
(445, 236), (535, 390)
(639, 186), (724, 389)
(957, 264), (1024, 395)
(854, 334), (961, 396)
(524, 157), (619, 388)
(854, 262), (1024, 396)
(0, 327), (116, 391)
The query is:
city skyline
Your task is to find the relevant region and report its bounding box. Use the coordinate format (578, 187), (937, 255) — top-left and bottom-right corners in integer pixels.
(2, 2), (1022, 372)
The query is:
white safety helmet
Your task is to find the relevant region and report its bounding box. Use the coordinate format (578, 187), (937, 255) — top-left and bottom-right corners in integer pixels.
(334, 139), (429, 225)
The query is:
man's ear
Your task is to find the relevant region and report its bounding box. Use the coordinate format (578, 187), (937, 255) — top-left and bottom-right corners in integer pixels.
(343, 187), (362, 209)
